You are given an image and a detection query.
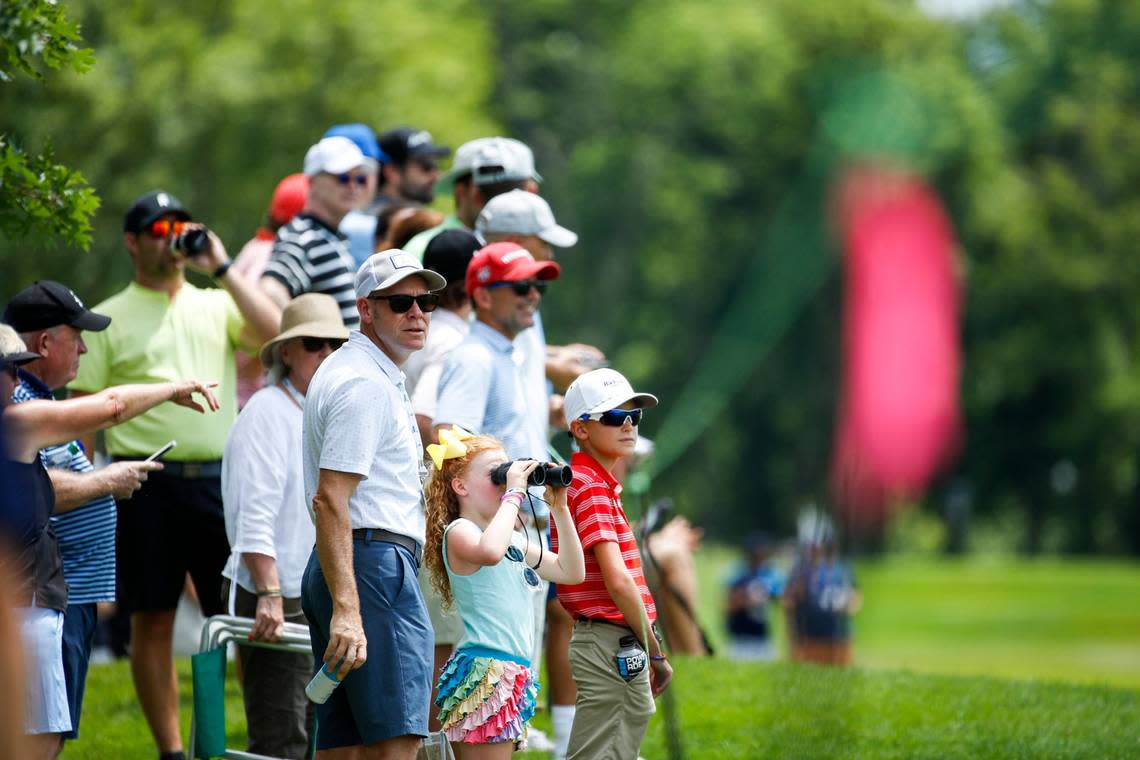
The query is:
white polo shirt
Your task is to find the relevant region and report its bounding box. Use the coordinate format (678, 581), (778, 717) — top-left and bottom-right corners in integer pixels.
(302, 330), (427, 543)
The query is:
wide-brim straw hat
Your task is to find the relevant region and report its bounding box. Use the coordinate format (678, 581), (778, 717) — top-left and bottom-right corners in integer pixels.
(258, 293), (350, 367)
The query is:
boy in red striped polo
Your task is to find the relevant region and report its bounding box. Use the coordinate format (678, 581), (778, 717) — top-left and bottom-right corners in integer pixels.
(551, 368), (672, 760)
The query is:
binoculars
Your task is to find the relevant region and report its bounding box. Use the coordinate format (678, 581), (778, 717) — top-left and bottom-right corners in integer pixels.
(490, 459), (573, 488)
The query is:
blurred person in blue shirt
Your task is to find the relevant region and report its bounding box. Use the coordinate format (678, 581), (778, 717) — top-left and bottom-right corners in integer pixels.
(725, 532), (785, 661)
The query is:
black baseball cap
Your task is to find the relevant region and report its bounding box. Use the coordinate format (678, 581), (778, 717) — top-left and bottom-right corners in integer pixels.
(378, 128), (451, 166)
(123, 190), (192, 233)
(423, 229), (480, 287)
(3, 281), (112, 333)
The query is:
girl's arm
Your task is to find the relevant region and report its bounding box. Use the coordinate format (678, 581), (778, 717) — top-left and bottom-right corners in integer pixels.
(529, 486), (585, 585)
(4, 381), (219, 463)
(447, 460), (539, 574)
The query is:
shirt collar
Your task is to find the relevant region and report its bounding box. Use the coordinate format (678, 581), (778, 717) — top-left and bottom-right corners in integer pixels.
(297, 212), (347, 240)
(16, 368), (52, 399)
(570, 451), (622, 495)
(347, 330), (405, 385)
(471, 320), (514, 354)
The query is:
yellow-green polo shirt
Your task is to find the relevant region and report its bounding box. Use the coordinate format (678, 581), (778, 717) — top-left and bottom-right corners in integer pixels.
(70, 281), (251, 461)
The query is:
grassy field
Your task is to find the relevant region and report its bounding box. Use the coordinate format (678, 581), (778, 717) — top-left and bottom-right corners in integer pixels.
(63, 553), (1140, 758)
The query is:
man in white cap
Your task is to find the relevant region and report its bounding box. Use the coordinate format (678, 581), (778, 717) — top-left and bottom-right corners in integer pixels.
(299, 250), (445, 758)
(261, 136), (371, 327)
(403, 136), (542, 260)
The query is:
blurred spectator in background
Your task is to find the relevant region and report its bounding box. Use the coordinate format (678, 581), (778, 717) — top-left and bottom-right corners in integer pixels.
(5, 282), (161, 747)
(232, 173), (309, 407)
(4, 324), (219, 760)
(221, 294), (347, 759)
(386, 208), (445, 253)
(261, 136), (368, 327)
(784, 530), (861, 666)
(725, 532), (785, 661)
(323, 124), (388, 268)
(376, 127), (451, 209)
(403, 136), (541, 259)
(69, 189), (279, 760)
(372, 201), (418, 254)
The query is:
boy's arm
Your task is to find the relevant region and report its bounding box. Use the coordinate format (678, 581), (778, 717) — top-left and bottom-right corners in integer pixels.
(595, 541), (673, 696)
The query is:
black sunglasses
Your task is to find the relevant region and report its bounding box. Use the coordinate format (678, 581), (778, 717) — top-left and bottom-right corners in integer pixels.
(579, 408), (643, 427)
(367, 293), (441, 313)
(487, 280), (548, 297)
(300, 337), (346, 353)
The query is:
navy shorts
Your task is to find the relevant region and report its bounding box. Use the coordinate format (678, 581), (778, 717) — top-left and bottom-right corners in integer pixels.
(301, 538), (432, 750)
(60, 603), (97, 740)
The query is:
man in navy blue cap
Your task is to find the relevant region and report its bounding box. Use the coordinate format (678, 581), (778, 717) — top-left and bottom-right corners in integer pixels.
(377, 127), (451, 209)
(5, 281), (164, 750)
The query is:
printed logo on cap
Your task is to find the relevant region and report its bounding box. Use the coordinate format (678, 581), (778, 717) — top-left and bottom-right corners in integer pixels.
(156, 193), (171, 208)
(388, 252), (418, 271)
(408, 131), (431, 148)
(67, 289), (84, 309)
(500, 249), (532, 265)
(477, 266), (492, 283)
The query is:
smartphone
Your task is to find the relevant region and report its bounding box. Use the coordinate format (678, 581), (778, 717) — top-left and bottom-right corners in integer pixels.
(145, 440), (177, 462)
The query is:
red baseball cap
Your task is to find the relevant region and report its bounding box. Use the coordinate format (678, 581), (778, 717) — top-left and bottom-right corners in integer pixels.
(466, 242), (561, 296)
(270, 173), (309, 226)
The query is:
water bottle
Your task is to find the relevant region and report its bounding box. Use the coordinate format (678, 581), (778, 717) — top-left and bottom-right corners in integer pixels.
(613, 636), (647, 683)
(305, 660), (342, 704)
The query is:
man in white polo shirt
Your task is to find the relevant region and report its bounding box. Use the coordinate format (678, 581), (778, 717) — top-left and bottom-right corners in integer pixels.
(299, 249), (446, 758)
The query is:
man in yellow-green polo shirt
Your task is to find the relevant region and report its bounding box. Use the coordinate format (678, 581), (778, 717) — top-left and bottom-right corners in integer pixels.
(69, 190), (281, 760)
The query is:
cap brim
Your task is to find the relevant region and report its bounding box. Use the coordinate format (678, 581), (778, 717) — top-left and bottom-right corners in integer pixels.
(372, 268), (448, 294)
(258, 322), (351, 367)
(503, 260), (561, 282)
(538, 224), (578, 248)
(586, 392), (659, 415)
(71, 310), (112, 332)
(1, 351), (41, 366)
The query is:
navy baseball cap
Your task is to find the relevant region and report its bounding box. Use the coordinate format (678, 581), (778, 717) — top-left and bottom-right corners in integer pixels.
(4, 280), (111, 333)
(123, 190), (191, 233)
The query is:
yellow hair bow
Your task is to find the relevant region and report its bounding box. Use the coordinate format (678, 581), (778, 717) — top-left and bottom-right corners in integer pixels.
(427, 426), (475, 470)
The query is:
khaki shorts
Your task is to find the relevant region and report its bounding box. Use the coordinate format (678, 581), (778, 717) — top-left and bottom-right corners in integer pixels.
(418, 569), (464, 646)
(566, 619), (655, 760)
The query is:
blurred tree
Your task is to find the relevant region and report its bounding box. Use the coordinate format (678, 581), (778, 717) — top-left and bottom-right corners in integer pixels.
(0, 0), (498, 302)
(0, 0), (98, 248)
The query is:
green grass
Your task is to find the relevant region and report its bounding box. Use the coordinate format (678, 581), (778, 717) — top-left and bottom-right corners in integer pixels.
(65, 554), (1140, 758)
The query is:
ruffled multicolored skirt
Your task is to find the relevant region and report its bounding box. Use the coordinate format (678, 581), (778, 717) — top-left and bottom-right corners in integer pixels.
(434, 647), (539, 746)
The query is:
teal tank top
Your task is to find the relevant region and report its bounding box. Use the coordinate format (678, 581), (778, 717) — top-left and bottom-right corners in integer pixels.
(443, 518), (541, 662)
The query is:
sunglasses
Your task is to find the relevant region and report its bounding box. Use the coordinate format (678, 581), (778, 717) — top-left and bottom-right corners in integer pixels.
(300, 337), (346, 353)
(579, 408), (643, 427)
(367, 293), (441, 313)
(487, 280), (548, 297)
(505, 546), (541, 587)
(148, 219), (188, 238)
(333, 173), (369, 187)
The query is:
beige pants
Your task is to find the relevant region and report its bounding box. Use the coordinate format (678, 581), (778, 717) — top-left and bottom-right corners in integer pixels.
(566, 620), (655, 760)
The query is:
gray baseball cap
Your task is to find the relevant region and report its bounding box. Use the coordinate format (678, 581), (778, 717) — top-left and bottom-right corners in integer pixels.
(354, 249), (447, 298)
(437, 137), (543, 191)
(475, 189), (578, 248)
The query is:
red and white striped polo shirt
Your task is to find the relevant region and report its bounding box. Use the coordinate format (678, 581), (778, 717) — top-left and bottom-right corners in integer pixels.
(552, 452), (657, 625)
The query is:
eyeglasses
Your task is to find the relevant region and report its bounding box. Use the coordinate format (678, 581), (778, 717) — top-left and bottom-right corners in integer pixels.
(579, 408), (643, 427)
(332, 173), (369, 187)
(300, 337), (346, 353)
(487, 280), (548, 297)
(147, 219), (188, 238)
(367, 293), (440, 313)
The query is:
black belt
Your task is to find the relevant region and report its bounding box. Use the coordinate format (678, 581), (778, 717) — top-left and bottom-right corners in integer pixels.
(352, 528), (422, 567)
(116, 457), (222, 479)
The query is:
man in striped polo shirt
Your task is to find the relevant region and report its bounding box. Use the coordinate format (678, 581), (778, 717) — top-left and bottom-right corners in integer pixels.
(261, 136), (371, 327)
(4, 281), (163, 746)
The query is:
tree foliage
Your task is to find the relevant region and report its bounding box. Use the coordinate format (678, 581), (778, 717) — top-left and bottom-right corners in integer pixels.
(0, 0), (98, 248)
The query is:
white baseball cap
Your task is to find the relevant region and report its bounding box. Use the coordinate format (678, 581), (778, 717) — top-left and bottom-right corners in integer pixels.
(354, 248), (447, 298)
(564, 368), (659, 423)
(475, 189), (578, 248)
(303, 136), (368, 177)
(437, 136), (543, 190)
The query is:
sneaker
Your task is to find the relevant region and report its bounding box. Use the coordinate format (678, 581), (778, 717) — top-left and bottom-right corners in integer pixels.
(526, 727), (556, 753)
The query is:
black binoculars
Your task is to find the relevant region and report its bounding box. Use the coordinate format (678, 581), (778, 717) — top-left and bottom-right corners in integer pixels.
(490, 459), (573, 488)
